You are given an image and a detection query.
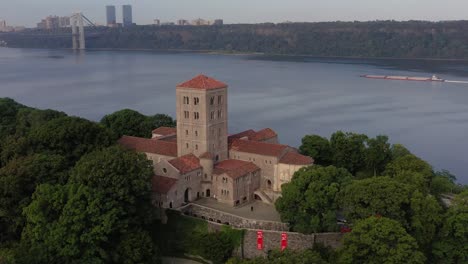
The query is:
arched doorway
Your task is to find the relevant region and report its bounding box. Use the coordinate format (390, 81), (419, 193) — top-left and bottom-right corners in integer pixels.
(206, 189), (211, 197)
(184, 188), (192, 203)
(267, 180), (272, 189)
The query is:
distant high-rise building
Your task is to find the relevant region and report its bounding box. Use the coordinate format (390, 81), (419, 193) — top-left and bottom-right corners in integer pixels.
(122, 5), (133, 27)
(59, 16), (70, 28)
(177, 19), (189, 26)
(106, 5), (116, 26)
(213, 19), (224, 26)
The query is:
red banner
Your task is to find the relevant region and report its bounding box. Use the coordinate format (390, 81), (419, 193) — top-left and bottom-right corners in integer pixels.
(281, 233), (288, 251)
(257, 231), (263, 250)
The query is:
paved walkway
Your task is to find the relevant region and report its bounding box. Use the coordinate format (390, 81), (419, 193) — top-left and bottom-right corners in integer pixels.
(193, 198), (282, 222)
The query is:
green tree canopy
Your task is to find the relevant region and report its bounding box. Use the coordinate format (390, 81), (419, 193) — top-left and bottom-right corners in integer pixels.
(339, 217), (425, 264)
(384, 154), (433, 193)
(69, 146), (154, 225)
(28, 116), (113, 164)
(100, 109), (176, 139)
(276, 166), (352, 233)
(299, 135), (332, 166)
(14, 108), (67, 137)
(227, 249), (328, 264)
(330, 131), (368, 175)
(432, 190), (468, 263)
(364, 135), (391, 177)
(0, 98), (27, 138)
(0, 154), (68, 243)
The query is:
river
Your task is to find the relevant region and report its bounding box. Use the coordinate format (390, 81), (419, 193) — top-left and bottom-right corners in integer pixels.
(1, 48), (467, 184)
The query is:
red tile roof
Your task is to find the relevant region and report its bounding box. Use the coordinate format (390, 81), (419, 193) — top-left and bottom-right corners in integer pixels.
(251, 128), (277, 141)
(177, 74), (228, 90)
(213, 159), (260, 180)
(228, 129), (256, 143)
(152, 127), (176, 136)
(168, 154), (202, 174)
(118, 135), (177, 157)
(229, 139), (289, 158)
(279, 152), (314, 165)
(152, 175), (177, 194)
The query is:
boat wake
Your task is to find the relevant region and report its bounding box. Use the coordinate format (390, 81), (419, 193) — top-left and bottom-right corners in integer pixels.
(445, 80), (468, 84)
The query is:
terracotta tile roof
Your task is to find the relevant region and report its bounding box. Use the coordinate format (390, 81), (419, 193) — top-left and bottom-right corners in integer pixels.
(177, 74), (228, 90)
(168, 154), (202, 174)
(199, 152), (213, 159)
(118, 135), (177, 157)
(228, 129), (256, 143)
(213, 159), (260, 180)
(229, 139), (289, 158)
(152, 127), (176, 136)
(152, 175), (177, 194)
(251, 128), (277, 141)
(279, 151), (314, 165)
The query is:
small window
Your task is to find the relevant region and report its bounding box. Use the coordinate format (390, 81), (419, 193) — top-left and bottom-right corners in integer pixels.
(185, 130), (189, 136)
(195, 131), (198, 137)
(210, 96), (215, 105)
(218, 110), (221, 118)
(211, 111), (215, 120)
(218, 95), (223, 104)
(216, 155), (219, 162)
(194, 97), (200, 105)
(163, 168), (167, 174)
(194, 112), (199, 120)
(184, 111), (189, 119)
(195, 144), (198, 150)
(204, 173), (207, 179)
(186, 143), (189, 149)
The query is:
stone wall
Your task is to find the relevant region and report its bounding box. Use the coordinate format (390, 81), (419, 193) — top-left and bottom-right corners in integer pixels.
(179, 203), (289, 231)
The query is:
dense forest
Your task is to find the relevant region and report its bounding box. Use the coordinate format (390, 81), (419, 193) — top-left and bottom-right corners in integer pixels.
(3, 21), (468, 59)
(0, 98), (467, 263)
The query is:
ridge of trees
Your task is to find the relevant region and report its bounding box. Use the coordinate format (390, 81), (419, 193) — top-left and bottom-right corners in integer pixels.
(4, 21), (468, 59)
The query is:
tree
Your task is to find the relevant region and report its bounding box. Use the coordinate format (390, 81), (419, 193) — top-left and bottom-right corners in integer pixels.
(276, 166), (352, 233)
(101, 109), (150, 138)
(299, 135), (332, 165)
(431, 170), (462, 196)
(340, 177), (411, 225)
(14, 108), (66, 136)
(384, 154), (433, 193)
(0, 98), (27, 138)
(364, 135), (391, 177)
(339, 217), (425, 264)
(114, 229), (161, 264)
(432, 190), (468, 263)
(390, 143), (412, 160)
(227, 249), (328, 264)
(69, 146), (154, 225)
(28, 116), (113, 164)
(330, 131), (368, 174)
(147, 113), (176, 130)
(0, 154), (68, 242)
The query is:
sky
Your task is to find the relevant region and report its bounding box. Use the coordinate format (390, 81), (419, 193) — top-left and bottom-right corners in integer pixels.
(2, 0), (468, 27)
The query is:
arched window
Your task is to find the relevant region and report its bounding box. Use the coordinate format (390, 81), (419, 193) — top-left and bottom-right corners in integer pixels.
(194, 97), (200, 105)
(210, 96), (214, 105)
(194, 112), (199, 120)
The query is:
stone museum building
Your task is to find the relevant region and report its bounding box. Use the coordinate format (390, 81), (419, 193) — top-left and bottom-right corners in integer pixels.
(119, 74), (314, 208)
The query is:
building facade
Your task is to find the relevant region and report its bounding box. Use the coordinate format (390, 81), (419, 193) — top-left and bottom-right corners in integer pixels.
(122, 5), (133, 27)
(119, 75), (314, 209)
(106, 5), (116, 26)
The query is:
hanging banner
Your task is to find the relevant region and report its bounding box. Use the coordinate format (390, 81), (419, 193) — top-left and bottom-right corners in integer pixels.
(257, 231), (263, 250)
(281, 232), (288, 251)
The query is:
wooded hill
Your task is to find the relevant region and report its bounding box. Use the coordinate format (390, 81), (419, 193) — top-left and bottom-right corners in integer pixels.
(3, 20), (468, 59)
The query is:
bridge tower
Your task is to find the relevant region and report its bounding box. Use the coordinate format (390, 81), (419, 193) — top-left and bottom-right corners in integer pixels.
(71, 13), (85, 50)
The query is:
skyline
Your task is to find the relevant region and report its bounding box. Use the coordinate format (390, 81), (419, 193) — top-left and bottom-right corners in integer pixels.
(2, 0), (468, 27)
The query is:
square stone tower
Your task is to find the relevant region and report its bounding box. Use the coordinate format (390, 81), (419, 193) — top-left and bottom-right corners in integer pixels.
(176, 75), (228, 162)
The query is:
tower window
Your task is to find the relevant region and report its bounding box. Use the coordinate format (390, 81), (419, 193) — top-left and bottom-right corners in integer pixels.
(218, 110), (221, 118)
(210, 96), (215, 105)
(186, 143), (189, 149)
(194, 97), (200, 105)
(184, 111), (189, 119)
(194, 112), (200, 120)
(195, 131), (198, 137)
(211, 111), (215, 120)
(183, 96), (189, 104)
(195, 144), (198, 150)
(185, 130), (189, 136)
(218, 95), (223, 104)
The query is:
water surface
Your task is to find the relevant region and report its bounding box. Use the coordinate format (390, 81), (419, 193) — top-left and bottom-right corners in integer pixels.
(1, 48), (467, 184)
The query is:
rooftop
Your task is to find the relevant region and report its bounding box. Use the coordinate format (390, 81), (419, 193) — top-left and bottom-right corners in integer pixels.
(177, 74), (228, 90)
(168, 154), (202, 174)
(152, 175), (178, 194)
(152, 126), (177, 136)
(213, 159), (260, 179)
(229, 138), (289, 158)
(279, 151), (314, 165)
(250, 128), (278, 141)
(118, 135), (178, 157)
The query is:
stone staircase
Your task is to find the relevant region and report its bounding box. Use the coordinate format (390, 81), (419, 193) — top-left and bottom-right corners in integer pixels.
(254, 190), (273, 205)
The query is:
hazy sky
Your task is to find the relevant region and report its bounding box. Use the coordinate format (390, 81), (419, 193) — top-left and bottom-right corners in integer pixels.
(2, 0), (468, 27)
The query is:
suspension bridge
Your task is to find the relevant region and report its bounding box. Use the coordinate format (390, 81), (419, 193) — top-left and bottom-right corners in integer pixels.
(70, 12), (95, 50)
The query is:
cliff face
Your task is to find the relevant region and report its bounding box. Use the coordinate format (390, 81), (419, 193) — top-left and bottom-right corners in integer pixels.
(2, 21), (468, 59)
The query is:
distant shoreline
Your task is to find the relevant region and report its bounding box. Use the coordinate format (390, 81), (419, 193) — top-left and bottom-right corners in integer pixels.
(3, 46), (468, 62)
